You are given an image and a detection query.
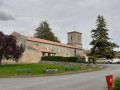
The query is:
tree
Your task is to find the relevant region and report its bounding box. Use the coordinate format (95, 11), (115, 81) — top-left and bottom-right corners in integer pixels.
(90, 15), (119, 59)
(34, 20), (60, 42)
(0, 31), (25, 66)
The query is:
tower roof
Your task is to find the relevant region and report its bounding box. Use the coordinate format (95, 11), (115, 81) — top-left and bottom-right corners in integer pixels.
(68, 31), (82, 34)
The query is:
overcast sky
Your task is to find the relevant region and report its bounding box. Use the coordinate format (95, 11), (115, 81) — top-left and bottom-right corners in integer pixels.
(0, 0), (120, 51)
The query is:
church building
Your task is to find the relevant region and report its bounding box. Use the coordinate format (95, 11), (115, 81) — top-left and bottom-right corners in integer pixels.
(11, 31), (83, 63)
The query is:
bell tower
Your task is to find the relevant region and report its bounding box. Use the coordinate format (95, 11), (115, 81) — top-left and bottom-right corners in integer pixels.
(67, 31), (82, 49)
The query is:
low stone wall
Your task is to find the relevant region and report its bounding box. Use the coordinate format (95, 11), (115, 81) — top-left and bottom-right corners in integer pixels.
(40, 61), (96, 67)
(2, 59), (17, 64)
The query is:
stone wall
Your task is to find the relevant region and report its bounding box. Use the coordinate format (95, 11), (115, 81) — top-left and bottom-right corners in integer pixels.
(2, 46), (42, 63)
(26, 40), (83, 57)
(12, 32), (26, 46)
(39, 61), (92, 66)
(2, 59), (16, 64)
(20, 46), (42, 63)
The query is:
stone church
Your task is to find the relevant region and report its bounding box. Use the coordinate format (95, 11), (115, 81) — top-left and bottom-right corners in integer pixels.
(11, 31), (83, 63)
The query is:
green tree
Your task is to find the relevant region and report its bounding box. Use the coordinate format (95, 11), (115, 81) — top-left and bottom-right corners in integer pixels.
(34, 20), (60, 42)
(90, 15), (119, 59)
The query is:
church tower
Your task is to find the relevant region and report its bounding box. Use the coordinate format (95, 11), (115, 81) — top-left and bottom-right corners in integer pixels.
(67, 31), (82, 49)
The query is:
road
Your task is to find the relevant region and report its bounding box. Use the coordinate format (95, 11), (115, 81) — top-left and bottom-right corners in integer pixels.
(0, 64), (120, 90)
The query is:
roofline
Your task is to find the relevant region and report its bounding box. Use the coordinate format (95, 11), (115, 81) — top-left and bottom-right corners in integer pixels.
(27, 39), (82, 50)
(67, 31), (82, 34)
(25, 36), (82, 50)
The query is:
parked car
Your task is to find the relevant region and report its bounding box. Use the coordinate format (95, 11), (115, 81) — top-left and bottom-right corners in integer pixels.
(105, 58), (120, 64)
(96, 58), (107, 64)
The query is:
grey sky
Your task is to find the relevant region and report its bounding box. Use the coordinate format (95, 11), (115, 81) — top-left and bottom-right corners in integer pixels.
(0, 0), (120, 50)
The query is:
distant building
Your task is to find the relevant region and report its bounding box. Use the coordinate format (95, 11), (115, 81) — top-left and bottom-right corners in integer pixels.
(10, 31), (83, 63)
(77, 49), (91, 57)
(116, 51), (120, 58)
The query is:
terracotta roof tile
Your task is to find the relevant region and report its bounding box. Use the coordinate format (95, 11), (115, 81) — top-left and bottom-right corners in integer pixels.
(77, 53), (86, 57)
(25, 36), (81, 49)
(116, 52), (120, 56)
(27, 44), (56, 54)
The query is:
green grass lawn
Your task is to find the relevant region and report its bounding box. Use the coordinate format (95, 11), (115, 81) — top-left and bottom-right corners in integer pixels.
(0, 63), (101, 77)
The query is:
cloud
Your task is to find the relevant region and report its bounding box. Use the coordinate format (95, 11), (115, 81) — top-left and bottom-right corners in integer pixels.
(0, 8), (15, 21)
(0, 2), (2, 6)
(0, 0), (120, 51)
(0, 0), (3, 6)
(16, 27), (35, 36)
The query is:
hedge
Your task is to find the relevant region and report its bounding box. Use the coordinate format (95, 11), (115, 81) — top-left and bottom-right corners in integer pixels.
(41, 56), (96, 64)
(41, 56), (78, 62)
(111, 77), (120, 90)
(88, 56), (97, 64)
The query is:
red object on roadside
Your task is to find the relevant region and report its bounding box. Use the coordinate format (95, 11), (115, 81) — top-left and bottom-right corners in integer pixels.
(106, 75), (113, 90)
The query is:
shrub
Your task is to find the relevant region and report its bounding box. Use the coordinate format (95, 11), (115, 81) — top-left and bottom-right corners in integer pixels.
(77, 56), (86, 63)
(41, 56), (78, 62)
(111, 77), (120, 90)
(41, 56), (62, 61)
(65, 57), (78, 62)
(88, 56), (97, 64)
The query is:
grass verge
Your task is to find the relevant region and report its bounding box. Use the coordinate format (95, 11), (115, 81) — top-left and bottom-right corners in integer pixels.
(0, 63), (103, 77)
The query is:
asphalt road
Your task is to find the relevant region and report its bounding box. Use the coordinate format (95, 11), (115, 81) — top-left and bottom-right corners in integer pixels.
(0, 64), (120, 90)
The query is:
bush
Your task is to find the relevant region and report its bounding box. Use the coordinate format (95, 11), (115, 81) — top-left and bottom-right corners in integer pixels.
(77, 56), (86, 63)
(41, 56), (78, 62)
(41, 56), (62, 61)
(88, 56), (97, 64)
(111, 77), (120, 90)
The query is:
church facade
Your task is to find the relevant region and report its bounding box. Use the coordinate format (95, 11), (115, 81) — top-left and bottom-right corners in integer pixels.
(11, 31), (83, 63)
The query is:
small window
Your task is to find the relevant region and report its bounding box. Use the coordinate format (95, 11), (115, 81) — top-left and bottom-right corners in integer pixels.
(48, 53), (50, 56)
(71, 35), (72, 40)
(42, 52), (45, 56)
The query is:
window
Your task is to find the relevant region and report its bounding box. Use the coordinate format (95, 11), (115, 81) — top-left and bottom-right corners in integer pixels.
(74, 49), (76, 57)
(48, 53), (50, 56)
(71, 35), (72, 40)
(42, 52), (45, 56)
